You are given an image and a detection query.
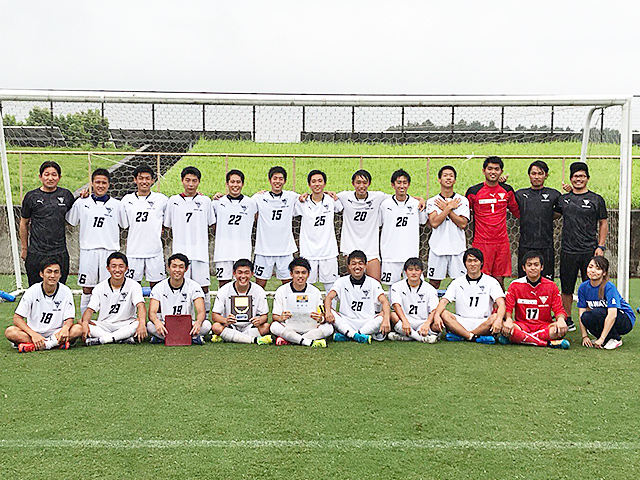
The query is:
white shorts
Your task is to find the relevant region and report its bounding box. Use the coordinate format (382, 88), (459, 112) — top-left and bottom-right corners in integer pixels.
(454, 315), (488, 332)
(228, 322), (261, 336)
(126, 256), (166, 283)
(254, 254), (293, 280)
(427, 251), (466, 281)
(308, 258), (338, 284)
(332, 310), (383, 334)
(185, 260), (211, 287)
(381, 261), (404, 285)
(213, 261), (234, 281)
(78, 248), (115, 287)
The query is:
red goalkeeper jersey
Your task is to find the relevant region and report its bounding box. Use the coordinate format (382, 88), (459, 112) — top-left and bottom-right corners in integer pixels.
(505, 277), (566, 323)
(466, 182), (519, 244)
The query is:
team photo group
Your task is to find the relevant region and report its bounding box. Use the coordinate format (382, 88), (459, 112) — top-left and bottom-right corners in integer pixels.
(6, 155), (635, 353)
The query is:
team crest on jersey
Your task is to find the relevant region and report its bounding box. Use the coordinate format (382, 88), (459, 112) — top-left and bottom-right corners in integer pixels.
(148, 201), (154, 207)
(407, 206), (413, 212)
(282, 199), (288, 205)
(479, 285), (485, 292)
(583, 199), (590, 206)
(539, 296), (548, 304)
(105, 207), (113, 216)
(57, 197), (66, 204)
(498, 193), (506, 200)
(241, 205), (247, 212)
(182, 293), (187, 299)
(362, 290), (370, 297)
(418, 294), (424, 300)
(542, 194), (549, 200)
(194, 201), (202, 209)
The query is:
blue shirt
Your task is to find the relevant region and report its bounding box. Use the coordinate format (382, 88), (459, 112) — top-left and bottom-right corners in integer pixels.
(577, 280), (635, 326)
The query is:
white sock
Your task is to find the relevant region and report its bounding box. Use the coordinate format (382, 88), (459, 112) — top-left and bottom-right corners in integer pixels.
(302, 323), (334, 340)
(80, 293), (91, 314)
(334, 314), (357, 338)
(197, 319), (212, 337)
(393, 321), (422, 341)
(102, 323), (138, 344)
(360, 315), (383, 335)
(271, 322), (312, 346)
(44, 337), (59, 349)
(220, 327), (255, 344)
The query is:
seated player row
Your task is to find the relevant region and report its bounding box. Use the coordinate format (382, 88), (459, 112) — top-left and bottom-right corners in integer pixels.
(22, 158), (608, 335)
(7, 249), (632, 352)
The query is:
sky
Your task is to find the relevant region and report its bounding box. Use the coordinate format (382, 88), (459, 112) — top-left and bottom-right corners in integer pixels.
(1, 0), (639, 131)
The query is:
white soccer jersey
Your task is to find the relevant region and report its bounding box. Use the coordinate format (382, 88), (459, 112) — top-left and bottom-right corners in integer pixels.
(331, 275), (385, 321)
(164, 194), (215, 263)
(379, 196), (427, 262)
(87, 278), (144, 325)
(295, 194), (343, 260)
(212, 281), (269, 318)
(212, 195), (257, 262)
(426, 193), (470, 256)
(121, 192), (168, 258)
(443, 274), (505, 318)
(253, 191), (299, 256)
(337, 191), (389, 257)
(15, 283), (76, 336)
(66, 196), (126, 251)
(272, 282), (323, 316)
(389, 279), (439, 325)
(150, 277), (204, 318)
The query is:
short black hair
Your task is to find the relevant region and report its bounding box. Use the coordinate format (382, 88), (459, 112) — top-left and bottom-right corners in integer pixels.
(39, 161), (61, 176)
(268, 166), (287, 181)
(226, 169), (245, 183)
(133, 164), (155, 179)
(289, 257), (311, 273)
(181, 166), (201, 180)
(483, 156), (504, 170)
(39, 258), (61, 273)
(351, 169), (372, 184)
(92, 168), (111, 182)
(463, 248), (484, 266)
(233, 258), (254, 272)
(438, 165), (457, 179)
(521, 251), (544, 267)
(307, 169), (326, 184)
(403, 257), (424, 271)
(107, 251), (128, 267)
(570, 161), (590, 179)
(527, 160), (549, 175)
(347, 250), (367, 264)
(391, 169), (411, 184)
(167, 253), (190, 269)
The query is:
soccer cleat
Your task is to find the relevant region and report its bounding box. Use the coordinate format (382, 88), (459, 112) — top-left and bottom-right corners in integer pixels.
(275, 336), (291, 346)
(191, 335), (204, 345)
(123, 336), (137, 345)
(256, 334), (273, 345)
(603, 338), (623, 350)
(371, 333), (387, 342)
(565, 318), (577, 332)
(149, 335), (164, 344)
(497, 335), (510, 345)
(56, 341), (71, 350)
(333, 332), (350, 342)
(388, 332), (410, 341)
(353, 333), (372, 344)
(424, 332), (440, 344)
(474, 335), (496, 345)
(311, 339), (327, 348)
(17, 342), (36, 353)
(210, 334), (223, 343)
(549, 339), (570, 349)
(85, 337), (102, 347)
(445, 333), (465, 342)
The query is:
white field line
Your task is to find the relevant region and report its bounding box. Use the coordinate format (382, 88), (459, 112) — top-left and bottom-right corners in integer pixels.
(0, 439), (638, 450)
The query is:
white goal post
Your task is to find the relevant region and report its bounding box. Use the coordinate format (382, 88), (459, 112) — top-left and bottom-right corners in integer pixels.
(0, 90), (633, 298)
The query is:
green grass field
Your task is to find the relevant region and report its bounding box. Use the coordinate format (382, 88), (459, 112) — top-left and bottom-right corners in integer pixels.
(1, 277), (639, 479)
(157, 140), (640, 208)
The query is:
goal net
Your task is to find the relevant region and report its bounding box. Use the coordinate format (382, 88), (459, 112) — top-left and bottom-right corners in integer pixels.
(0, 92), (633, 298)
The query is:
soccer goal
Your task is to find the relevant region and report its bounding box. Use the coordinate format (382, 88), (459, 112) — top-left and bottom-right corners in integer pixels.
(0, 91), (633, 298)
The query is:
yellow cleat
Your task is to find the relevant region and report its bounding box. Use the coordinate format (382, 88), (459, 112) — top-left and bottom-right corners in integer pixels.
(256, 334), (273, 345)
(311, 339), (327, 348)
(210, 334), (223, 343)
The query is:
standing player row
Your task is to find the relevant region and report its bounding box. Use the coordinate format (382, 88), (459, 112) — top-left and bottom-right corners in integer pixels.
(20, 158), (608, 329)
